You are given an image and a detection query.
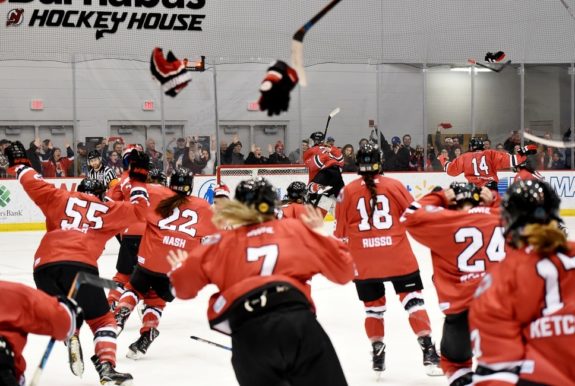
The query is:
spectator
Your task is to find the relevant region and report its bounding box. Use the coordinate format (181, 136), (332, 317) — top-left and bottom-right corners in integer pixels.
(145, 138), (163, 170)
(224, 136), (245, 165)
(173, 137), (187, 161)
(437, 148), (449, 168)
(41, 139), (53, 159)
(40, 144), (74, 177)
(288, 139), (309, 164)
(453, 147), (462, 158)
(341, 144), (357, 172)
(550, 151), (566, 170)
(268, 141), (291, 164)
(402, 134), (414, 154)
(112, 140), (124, 156)
(219, 141), (228, 164)
(181, 137), (207, 175)
(452, 136), (462, 153)
(0, 139), (10, 178)
(483, 139), (491, 150)
(245, 145), (269, 164)
(409, 144), (425, 171)
(164, 149), (175, 176)
(358, 138), (369, 148)
(326, 136), (336, 147)
(107, 151), (123, 176)
(503, 130), (521, 154)
(26, 139), (43, 174)
(495, 143), (505, 152)
(201, 137), (217, 175)
(434, 127), (456, 159)
(426, 145), (442, 171)
(75, 142), (88, 176)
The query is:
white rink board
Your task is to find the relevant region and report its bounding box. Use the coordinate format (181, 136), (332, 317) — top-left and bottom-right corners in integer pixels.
(1, 170), (575, 230)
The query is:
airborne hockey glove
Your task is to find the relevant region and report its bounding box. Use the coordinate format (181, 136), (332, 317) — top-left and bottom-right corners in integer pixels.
(4, 141), (31, 168)
(517, 144), (538, 156)
(485, 51), (506, 63)
(150, 47), (193, 97)
(128, 149), (150, 182)
(258, 60), (299, 116)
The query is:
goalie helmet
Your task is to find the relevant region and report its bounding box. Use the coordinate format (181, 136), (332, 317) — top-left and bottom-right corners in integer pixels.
(148, 168), (167, 185)
(235, 177), (277, 215)
(468, 137), (485, 152)
(77, 178), (106, 200)
(310, 131), (325, 145)
(169, 167), (194, 196)
(501, 180), (561, 241)
(286, 181), (307, 203)
(449, 182), (481, 208)
(355, 144), (381, 175)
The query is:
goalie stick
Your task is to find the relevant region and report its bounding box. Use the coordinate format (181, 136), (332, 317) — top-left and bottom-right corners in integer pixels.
(291, 0), (343, 86)
(190, 335), (232, 351)
(29, 272), (118, 386)
(467, 58), (512, 73)
(524, 132), (575, 148)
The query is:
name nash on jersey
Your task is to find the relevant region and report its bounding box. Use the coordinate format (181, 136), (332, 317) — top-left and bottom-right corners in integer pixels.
(162, 235), (186, 248)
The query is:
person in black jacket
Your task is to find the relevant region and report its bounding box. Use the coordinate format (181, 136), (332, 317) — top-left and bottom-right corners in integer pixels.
(245, 145), (269, 164)
(268, 141), (291, 164)
(224, 136), (245, 165)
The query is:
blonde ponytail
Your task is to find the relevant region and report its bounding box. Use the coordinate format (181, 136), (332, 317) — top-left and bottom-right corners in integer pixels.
(521, 221), (568, 255)
(213, 200), (274, 228)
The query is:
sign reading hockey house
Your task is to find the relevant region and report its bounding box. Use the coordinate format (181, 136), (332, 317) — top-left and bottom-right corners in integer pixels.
(4, 0), (206, 39)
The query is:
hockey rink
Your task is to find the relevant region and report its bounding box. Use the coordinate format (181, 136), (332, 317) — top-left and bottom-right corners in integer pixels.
(2, 218), (574, 386)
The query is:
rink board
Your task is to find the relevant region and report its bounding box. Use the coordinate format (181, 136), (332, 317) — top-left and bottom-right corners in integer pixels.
(1, 171), (574, 231)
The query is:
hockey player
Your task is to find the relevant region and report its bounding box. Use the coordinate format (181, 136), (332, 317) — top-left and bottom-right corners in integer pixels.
(4, 141), (150, 386)
(114, 168), (217, 359)
(401, 182), (505, 386)
(513, 156), (542, 181)
(87, 150), (117, 188)
(442, 137), (537, 187)
(278, 181), (308, 219)
(334, 144), (441, 377)
(470, 180), (575, 385)
(167, 177), (354, 386)
(304, 131), (344, 210)
(0, 281), (81, 386)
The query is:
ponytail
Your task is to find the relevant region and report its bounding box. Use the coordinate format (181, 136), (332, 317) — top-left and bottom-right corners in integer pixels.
(156, 192), (188, 218)
(521, 221), (568, 255)
(212, 200), (274, 228)
(362, 174), (378, 222)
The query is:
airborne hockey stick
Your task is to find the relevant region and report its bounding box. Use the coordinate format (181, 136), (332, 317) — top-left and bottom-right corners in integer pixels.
(323, 107), (341, 139)
(291, 0), (343, 86)
(29, 273), (118, 386)
(467, 58), (512, 73)
(190, 335), (232, 351)
(524, 132), (575, 148)
(560, 0), (575, 20)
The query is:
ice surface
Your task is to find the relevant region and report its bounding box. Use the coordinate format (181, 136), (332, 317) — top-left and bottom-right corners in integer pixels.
(2, 218), (573, 386)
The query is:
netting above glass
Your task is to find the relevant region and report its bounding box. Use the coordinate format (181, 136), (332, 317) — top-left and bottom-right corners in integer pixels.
(2, 0), (575, 64)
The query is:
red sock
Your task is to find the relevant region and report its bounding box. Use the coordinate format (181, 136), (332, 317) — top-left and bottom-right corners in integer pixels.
(87, 313), (117, 366)
(363, 297), (386, 342)
(399, 291), (432, 337)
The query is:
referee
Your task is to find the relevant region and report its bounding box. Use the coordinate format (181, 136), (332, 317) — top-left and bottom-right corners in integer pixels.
(87, 150), (117, 187)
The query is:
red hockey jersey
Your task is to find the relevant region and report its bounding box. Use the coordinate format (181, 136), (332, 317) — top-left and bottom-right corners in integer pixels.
(0, 281), (72, 380)
(169, 218), (354, 334)
(17, 166), (148, 269)
(137, 184), (217, 274)
(444, 150), (525, 187)
(278, 202), (307, 219)
(469, 243), (575, 386)
(401, 191), (505, 314)
(334, 175), (419, 280)
(105, 171), (146, 236)
(304, 145), (343, 180)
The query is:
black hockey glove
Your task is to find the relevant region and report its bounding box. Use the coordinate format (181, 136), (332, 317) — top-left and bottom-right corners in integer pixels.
(4, 141), (31, 168)
(517, 144), (538, 156)
(485, 51), (506, 63)
(258, 60), (299, 116)
(150, 47), (193, 97)
(0, 337), (16, 381)
(57, 296), (84, 332)
(128, 149), (150, 182)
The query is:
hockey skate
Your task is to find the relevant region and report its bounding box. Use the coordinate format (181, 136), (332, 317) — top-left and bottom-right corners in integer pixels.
(418, 336), (443, 376)
(126, 328), (159, 360)
(91, 355), (133, 386)
(67, 333), (84, 377)
(371, 341), (385, 380)
(114, 306), (131, 335)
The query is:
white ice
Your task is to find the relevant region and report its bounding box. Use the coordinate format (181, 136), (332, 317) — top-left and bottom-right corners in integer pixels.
(2, 219), (574, 386)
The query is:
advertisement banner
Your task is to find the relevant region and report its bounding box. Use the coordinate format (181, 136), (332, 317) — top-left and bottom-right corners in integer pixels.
(1, 171), (574, 231)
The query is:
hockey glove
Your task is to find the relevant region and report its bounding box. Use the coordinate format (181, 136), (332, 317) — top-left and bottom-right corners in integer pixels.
(128, 149), (150, 182)
(4, 141), (31, 168)
(150, 48), (193, 97)
(485, 51), (506, 63)
(517, 144), (538, 156)
(258, 60), (299, 116)
(57, 296), (84, 333)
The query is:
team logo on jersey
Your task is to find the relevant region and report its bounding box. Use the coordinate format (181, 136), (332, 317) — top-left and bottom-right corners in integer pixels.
(0, 185), (11, 208)
(197, 178), (216, 204)
(6, 8), (24, 26)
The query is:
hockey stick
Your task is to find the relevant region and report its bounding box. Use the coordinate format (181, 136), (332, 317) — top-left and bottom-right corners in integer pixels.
(291, 0), (343, 86)
(467, 59), (512, 73)
(29, 273), (118, 386)
(559, 0), (575, 20)
(524, 132), (575, 148)
(323, 107), (341, 139)
(190, 336), (232, 351)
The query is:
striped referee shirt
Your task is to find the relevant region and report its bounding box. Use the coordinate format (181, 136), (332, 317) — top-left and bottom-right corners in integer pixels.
(88, 165), (117, 187)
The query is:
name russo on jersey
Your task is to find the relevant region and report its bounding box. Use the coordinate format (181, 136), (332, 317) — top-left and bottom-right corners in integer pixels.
(361, 236), (393, 249)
